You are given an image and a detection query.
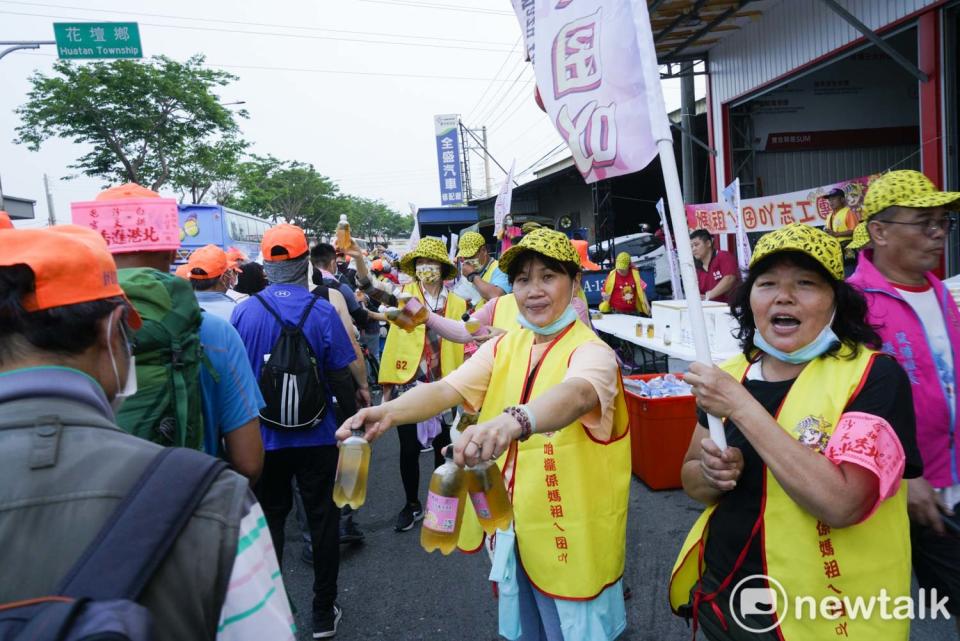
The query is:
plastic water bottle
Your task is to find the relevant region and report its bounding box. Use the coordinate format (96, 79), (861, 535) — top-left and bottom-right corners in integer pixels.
(333, 429), (370, 509)
(336, 214), (353, 250)
(466, 461), (513, 535)
(421, 448), (467, 555)
(462, 312), (482, 335)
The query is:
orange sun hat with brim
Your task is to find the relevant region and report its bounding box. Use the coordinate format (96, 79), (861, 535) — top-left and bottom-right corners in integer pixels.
(187, 244), (228, 280)
(0, 227), (142, 328)
(262, 223), (308, 262)
(0, 211), (12, 230)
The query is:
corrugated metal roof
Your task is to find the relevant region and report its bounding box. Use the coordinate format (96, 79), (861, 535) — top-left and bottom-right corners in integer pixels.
(651, 0), (782, 62)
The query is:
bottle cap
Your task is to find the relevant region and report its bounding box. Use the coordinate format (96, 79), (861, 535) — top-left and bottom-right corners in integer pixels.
(339, 214), (348, 223)
(462, 313), (471, 321)
(444, 447), (455, 461)
(351, 428), (365, 438)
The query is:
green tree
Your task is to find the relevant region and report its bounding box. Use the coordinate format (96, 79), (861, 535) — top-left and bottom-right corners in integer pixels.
(15, 55), (243, 191)
(171, 134), (248, 204)
(227, 155), (340, 235)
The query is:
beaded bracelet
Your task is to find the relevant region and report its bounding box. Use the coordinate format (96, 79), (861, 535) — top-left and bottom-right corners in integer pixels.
(504, 405), (534, 442)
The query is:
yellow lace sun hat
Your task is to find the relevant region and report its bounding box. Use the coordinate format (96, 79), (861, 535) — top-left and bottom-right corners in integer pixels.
(750, 223), (844, 281)
(456, 231), (486, 259)
(399, 237), (456, 280)
(499, 228), (581, 274)
(848, 170), (960, 250)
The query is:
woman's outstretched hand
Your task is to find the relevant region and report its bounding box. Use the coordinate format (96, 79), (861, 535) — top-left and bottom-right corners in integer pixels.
(337, 405), (394, 443)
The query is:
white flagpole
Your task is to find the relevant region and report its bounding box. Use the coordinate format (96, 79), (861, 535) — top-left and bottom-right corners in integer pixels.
(657, 138), (728, 450)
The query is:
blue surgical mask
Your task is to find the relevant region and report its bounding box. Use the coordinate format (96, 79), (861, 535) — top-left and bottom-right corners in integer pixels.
(518, 304), (578, 335)
(753, 312), (840, 364)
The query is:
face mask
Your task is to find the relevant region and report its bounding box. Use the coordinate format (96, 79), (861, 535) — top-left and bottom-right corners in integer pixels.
(416, 265), (442, 284)
(518, 304), (578, 335)
(753, 311), (840, 364)
(106, 317), (138, 412)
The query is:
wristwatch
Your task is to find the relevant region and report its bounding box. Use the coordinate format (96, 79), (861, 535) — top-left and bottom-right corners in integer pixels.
(466, 272), (479, 283)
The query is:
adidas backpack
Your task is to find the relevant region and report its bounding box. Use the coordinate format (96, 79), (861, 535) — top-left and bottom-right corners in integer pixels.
(255, 289), (328, 429)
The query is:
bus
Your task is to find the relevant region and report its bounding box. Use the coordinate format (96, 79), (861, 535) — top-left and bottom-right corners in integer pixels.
(175, 204), (273, 264)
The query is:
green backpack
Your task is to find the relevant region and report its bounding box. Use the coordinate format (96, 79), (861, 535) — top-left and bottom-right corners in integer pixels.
(115, 268), (205, 450)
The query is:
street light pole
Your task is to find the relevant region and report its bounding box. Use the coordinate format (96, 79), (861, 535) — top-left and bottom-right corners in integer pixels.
(0, 40), (55, 61)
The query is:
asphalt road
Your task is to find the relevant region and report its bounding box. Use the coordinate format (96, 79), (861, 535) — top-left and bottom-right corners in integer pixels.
(279, 421), (957, 641)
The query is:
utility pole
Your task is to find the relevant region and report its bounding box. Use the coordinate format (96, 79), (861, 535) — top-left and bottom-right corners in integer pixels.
(680, 60), (696, 203)
(43, 174), (57, 226)
(481, 126), (493, 198)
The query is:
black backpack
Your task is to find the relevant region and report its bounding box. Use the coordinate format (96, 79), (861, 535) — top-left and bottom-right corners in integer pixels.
(0, 448), (227, 641)
(255, 290), (328, 430)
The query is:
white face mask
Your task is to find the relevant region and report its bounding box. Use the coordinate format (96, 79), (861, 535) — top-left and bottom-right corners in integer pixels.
(106, 316), (137, 412)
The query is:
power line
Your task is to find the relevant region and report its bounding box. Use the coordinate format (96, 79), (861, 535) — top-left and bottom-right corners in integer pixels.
(0, 8), (514, 53)
(473, 64), (529, 125)
(464, 36), (520, 123)
(486, 80), (535, 130)
(0, 0), (515, 46)
(516, 143), (567, 179)
(16, 51), (531, 83)
(357, 0), (514, 16)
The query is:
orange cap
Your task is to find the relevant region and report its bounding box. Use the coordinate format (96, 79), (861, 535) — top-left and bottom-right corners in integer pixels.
(95, 183), (162, 200)
(174, 263), (191, 280)
(187, 244), (228, 279)
(0, 211), (12, 230)
(371, 259), (384, 272)
(225, 247), (248, 271)
(0, 227), (142, 328)
(262, 223), (308, 262)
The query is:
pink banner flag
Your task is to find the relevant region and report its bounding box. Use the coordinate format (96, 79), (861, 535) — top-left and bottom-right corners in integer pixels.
(527, 0), (669, 184)
(494, 160), (516, 236)
(685, 175), (876, 235)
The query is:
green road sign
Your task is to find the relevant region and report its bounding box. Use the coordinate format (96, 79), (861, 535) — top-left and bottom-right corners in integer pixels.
(53, 22), (143, 60)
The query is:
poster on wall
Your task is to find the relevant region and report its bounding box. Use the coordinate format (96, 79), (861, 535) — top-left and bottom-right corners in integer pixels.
(685, 175), (876, 235)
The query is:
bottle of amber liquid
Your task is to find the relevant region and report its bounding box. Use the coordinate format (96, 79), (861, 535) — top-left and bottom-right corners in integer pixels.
(466, 461), (513, 535)
(336, 214), (353, 250)
(421, 449), (467, 555)
(462, 312), (482, 335)
(404, 296), (429, 326)
(333, 429), (370, 509)
(385, 307), (416, 332)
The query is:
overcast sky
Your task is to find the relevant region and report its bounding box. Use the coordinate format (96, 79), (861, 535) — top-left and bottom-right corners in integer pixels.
(0, 0), (703, 228)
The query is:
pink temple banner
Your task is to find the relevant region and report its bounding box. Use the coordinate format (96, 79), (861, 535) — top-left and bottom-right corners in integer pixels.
(71, 198), (180, 252)
(528, 0), (669, 184)
(684, 175), (877, 235)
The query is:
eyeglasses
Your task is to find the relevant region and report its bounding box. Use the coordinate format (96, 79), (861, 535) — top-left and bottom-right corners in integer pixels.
(874, 214), (957, 237)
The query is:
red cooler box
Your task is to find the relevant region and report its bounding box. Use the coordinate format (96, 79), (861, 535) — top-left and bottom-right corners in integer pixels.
(624, 374), (698, 490)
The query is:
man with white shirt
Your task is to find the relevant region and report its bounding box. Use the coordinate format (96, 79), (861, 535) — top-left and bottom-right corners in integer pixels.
(848, 170), (960, 620)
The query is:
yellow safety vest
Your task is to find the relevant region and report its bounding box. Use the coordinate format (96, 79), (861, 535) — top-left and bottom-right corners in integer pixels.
(489, 293), (520, 331)
(473, 259), (501, 311)
(598, 268), (650, 315)
(669, 348), (910, 640)
(379, 283), (466, 385)
(458, 321), (631, 600)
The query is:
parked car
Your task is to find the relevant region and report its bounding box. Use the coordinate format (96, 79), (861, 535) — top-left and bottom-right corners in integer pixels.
(591, 232), (669, 286)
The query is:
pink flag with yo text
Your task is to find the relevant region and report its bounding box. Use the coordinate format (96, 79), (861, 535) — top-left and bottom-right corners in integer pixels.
(528, 0), (670, 184)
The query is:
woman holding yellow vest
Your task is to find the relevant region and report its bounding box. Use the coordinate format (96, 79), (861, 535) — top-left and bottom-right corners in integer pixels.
(671, 224), (921, 640)
(599, 252), (651, 316)
(339, 228), (631, 641)
(367, 237), (467, 532)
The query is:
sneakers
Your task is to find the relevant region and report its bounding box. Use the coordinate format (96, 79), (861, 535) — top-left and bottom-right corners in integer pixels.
(339, 518), (365, 544)
(313, 604), (342, 639)
(394, 502), (423, 532)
